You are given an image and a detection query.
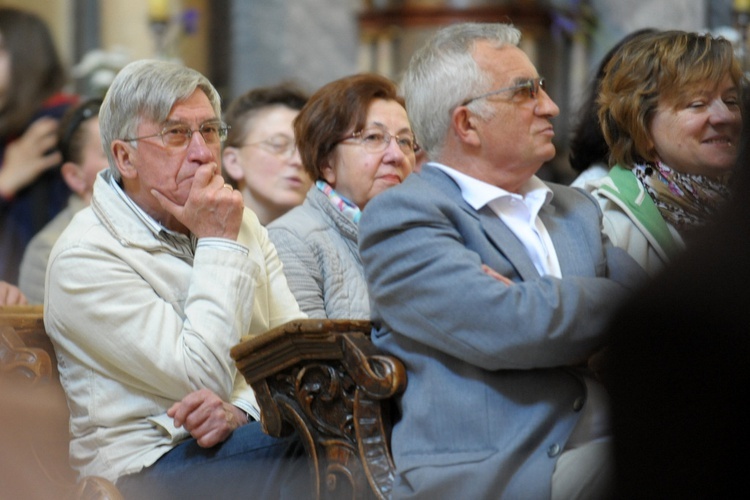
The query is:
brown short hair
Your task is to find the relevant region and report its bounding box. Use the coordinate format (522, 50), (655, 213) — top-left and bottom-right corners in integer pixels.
(294, 73), (404, 180)
(223, 82), (308, 148)
(598, 30), (743, 167)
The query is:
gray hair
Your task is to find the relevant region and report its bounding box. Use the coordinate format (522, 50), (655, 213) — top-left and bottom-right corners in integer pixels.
(400, 23), (521, 159)
(99, 59), (221, 180)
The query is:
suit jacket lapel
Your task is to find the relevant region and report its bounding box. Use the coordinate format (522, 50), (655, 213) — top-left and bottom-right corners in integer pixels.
(539, 200), (588, 277)
(425, 165), (543, 281)
(477, 206), (540, 281)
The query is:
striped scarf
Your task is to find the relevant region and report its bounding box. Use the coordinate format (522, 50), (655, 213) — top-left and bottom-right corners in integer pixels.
(315, 180), (361, 224)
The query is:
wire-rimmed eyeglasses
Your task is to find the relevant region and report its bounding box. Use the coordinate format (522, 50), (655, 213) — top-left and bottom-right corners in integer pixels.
(461, 77), (546, 106)
(240, 133), (297, 159)
(339, 127), (419, 155)
(122, 120), (229, 148)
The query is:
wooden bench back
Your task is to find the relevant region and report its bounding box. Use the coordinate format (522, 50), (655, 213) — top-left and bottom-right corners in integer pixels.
(0, 306), (122, 500)
(0, 305), (51, 382)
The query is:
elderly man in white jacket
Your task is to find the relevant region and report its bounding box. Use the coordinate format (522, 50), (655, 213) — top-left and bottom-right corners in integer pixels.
(44, 60), (309, 499)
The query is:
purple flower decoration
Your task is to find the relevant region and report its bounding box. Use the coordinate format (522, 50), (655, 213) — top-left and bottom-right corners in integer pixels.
(182, 8), (199, 35)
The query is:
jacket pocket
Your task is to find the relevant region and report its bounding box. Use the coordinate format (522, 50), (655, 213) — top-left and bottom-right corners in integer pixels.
(147, 413), (190, 444)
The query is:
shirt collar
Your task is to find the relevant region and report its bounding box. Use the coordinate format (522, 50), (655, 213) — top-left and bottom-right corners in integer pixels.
(107, 173), (196, 248)
(430, 162), (553, 211)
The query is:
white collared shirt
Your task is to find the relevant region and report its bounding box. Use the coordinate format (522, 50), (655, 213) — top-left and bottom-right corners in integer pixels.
(432, 163), (562, 278)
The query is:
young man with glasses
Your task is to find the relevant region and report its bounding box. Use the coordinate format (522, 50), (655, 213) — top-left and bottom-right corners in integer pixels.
(358, 23), (646, 499)
(44, 59), (310, 498)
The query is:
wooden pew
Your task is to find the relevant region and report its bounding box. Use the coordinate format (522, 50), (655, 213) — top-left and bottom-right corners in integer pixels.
(0, 305), (122, 500)
(231, 318), (407, 500)
(1, 307), (404, 498)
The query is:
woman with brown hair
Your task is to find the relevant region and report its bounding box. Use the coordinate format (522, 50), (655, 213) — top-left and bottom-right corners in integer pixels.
(590, 30), (743, 276)
(268, 73), (417, 319)
(568, 28), (657, 188)
(0, 7), (78, 283)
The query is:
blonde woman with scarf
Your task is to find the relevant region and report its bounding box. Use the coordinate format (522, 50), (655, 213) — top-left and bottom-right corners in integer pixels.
(589, 30), (742, 276)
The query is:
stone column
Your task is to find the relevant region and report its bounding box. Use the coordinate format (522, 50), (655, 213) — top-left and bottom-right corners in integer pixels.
(228, 0), (360, 99)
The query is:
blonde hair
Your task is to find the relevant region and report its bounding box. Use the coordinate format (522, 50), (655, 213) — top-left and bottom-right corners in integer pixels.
(598, 30), (743, 167)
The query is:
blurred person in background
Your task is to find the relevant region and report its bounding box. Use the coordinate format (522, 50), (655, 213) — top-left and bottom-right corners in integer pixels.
(19, 99), (105, 304)
(0, 279), (26, 305)
(0, 7), (78, 284)
(222, 83), (311, 225)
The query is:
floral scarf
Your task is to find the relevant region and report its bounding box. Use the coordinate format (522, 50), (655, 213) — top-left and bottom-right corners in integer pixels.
(633, 161), (731, 234)
(316, 180), (362, 224)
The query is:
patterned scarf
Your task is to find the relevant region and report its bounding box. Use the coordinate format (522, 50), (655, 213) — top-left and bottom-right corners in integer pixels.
(316, 180), (362, 224)
(633, 162), (731, 234)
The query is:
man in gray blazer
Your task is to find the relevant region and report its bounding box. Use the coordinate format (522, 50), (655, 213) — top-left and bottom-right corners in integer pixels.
(359, 23), (646, 499)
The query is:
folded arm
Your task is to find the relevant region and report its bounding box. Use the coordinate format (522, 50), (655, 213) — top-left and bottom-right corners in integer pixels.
(360, 188), (637, 371)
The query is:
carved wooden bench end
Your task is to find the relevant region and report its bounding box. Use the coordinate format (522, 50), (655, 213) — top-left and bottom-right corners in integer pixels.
(231, 319), (406, 500)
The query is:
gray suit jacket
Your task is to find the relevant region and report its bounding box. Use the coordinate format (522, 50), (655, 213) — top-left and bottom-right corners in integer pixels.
(359, 165), (644, 499)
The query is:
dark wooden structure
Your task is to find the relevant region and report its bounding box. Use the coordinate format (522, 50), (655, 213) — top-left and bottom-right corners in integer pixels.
(231, 319), (407, 500)
(0, 306), (122, 500)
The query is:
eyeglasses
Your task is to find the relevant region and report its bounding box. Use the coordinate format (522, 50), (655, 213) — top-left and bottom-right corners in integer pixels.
(461, 78), (546, 106)
(123, 120), (229, 148)
(240, 133), (297, 159)
(340, 127), (419, 155)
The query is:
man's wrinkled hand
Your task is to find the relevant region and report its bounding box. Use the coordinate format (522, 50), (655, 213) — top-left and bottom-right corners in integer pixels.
(151, 163), (243, 240)
(167, 388), (248, 448)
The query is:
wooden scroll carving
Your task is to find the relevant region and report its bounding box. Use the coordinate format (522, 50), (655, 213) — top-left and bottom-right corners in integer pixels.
(231, 319), (407, 500)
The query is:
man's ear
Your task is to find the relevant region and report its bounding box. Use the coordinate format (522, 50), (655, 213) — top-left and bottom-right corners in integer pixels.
(61, 162), (86, 196)
(111, 140), (138, 180)
(451, 105), (482, 147)
(222, 147), (245, 182)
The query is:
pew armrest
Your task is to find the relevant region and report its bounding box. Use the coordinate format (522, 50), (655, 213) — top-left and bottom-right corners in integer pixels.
(231, 319), (406, 500)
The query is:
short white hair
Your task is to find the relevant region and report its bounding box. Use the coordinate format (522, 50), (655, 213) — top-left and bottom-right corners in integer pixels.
(400, 23), (521, 159)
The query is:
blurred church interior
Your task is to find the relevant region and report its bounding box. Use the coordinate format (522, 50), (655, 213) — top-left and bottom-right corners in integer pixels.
(4, 0), (744, 181)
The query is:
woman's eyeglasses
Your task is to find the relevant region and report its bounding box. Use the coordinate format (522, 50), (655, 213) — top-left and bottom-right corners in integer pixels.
(339, 127), (419, 155)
